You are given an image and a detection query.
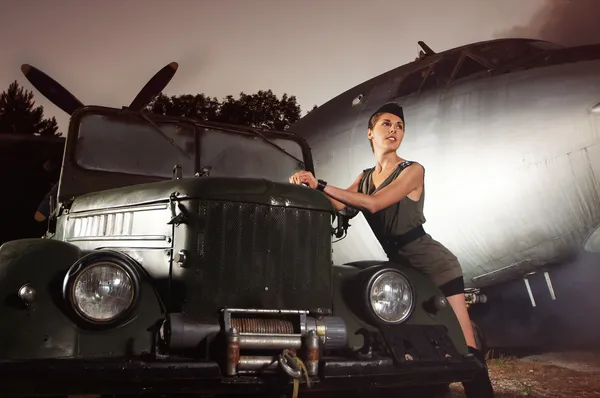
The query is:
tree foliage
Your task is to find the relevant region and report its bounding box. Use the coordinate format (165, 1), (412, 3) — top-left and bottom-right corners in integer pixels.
(146, 89), (307, 130)
(0, 79), (313, 137)
(146, 93), (220, 122)
(0, 81), (60, 136)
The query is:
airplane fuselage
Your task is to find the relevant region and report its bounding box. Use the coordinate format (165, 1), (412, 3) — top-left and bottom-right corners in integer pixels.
(289, 39), (600, 289)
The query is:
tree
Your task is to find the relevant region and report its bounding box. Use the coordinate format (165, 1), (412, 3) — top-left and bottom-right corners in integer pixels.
(147, 89), (304, 130)
(0, 81), (60, 136)
(146, 93), (220, 121)
(215, 90), (301, 130)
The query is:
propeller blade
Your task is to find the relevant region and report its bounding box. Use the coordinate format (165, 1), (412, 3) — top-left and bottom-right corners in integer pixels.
(20, 64), (85, 115)
(129, 62), (178, 110)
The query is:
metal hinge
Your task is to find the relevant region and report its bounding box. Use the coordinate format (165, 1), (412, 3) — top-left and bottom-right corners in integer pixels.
(167, 191), (188, 226)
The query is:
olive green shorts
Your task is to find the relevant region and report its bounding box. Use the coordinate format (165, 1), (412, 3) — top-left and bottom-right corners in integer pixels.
(387, 233), (464, 289)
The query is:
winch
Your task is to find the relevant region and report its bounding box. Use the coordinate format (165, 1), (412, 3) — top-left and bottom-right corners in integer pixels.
(222, 308), (347, 378)
(160, 307), (347, 382)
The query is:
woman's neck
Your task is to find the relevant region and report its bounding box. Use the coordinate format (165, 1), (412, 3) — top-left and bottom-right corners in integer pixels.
(374, 151), (402, 173)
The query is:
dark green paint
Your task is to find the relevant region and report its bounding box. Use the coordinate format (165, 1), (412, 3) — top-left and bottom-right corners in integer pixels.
(68, 176), (335, 215)
(332, 261), (469, 356)
(0, 239), (164, 359)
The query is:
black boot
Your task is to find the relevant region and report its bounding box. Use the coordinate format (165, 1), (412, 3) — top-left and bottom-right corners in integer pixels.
(462, 346), (494, 397)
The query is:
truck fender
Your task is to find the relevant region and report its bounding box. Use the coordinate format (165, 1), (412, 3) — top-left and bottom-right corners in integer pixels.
(0, 239), (165, 359)
(331, 260), (469, 356)
(0, 238), (82, 358)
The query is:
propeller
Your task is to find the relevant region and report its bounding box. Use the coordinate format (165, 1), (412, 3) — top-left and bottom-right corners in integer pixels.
(20, 61), (179, 115)
(128, 62), (179, 111)
(20, 64), (85, 115)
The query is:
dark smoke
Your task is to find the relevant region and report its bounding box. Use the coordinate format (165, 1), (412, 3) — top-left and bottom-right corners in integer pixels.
(471, 251), (600, 354)
(497, 0), (600, 46)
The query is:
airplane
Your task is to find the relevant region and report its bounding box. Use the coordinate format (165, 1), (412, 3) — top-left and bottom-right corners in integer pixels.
(286, 37), (600, 349)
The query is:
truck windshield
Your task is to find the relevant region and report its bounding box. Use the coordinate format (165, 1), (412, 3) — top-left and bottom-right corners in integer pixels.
(197, 126), (305, 182)
(74, 113), (306, 183)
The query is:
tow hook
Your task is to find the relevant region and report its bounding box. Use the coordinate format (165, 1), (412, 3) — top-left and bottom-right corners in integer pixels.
(279, 349), (303, 379)
(279, 348), (311, 398)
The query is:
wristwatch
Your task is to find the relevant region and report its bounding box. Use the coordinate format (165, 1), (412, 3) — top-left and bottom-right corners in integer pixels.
(316, 179), (327, 192)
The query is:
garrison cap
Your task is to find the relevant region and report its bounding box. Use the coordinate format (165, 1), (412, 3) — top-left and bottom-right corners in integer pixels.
(368, 102), (405, 126)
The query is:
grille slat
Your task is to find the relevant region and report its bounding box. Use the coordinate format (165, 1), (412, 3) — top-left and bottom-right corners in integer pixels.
(182, 201), (332, 320)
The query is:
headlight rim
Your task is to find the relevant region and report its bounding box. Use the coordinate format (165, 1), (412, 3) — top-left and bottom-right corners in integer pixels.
(63, 250), (142, 329)
(70, 261), (136, 324)
(366, 268), (415, 325)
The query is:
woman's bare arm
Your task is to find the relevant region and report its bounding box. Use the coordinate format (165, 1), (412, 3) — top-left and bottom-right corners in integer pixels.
(326, 172), (364, 212)
(294, 163), (424, 214)
(290, 171), (364, 212)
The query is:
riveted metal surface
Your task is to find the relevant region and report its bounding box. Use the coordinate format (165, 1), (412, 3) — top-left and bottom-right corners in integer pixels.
(182, 200), (333, 319)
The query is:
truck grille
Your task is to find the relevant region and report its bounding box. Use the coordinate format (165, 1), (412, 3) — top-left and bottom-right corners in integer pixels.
(180, 200), (333, 320)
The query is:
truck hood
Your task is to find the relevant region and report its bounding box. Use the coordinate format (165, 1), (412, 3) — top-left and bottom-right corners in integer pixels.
(67, 177), (335, 214)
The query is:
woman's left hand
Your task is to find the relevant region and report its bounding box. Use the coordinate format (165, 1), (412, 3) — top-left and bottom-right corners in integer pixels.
(289, 171), (318, 189)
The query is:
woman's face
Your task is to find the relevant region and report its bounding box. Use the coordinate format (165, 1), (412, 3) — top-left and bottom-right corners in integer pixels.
(367, 112), (405, 153)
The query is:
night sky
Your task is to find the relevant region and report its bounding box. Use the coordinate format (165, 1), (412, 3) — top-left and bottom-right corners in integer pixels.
(0, 0), (598, 134)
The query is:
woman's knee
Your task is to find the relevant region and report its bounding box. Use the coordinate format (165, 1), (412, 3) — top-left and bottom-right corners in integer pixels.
(439, 276), (465, 297)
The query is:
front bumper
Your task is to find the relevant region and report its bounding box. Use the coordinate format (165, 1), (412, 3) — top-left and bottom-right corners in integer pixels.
(0, 354), (482, 397)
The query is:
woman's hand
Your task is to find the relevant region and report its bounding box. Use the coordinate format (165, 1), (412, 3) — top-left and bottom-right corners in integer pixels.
(289, 171), (318, 189)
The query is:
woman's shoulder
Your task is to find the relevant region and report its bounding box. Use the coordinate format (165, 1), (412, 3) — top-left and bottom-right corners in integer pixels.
(359, 159), (424, 174)
(361, 166), (375, 174)
(359, 160), (422, 175)
(399, 159), (424, 170)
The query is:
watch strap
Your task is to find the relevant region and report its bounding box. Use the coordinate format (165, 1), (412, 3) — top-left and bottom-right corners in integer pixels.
(316, 179), (327, 191)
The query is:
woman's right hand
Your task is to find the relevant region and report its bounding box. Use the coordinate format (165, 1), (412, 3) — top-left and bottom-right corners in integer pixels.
(289, 172), (306, 185)
(289, 171), (316, 188)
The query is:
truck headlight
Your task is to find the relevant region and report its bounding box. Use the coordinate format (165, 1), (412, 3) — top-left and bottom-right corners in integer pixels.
(368, 270), (414, 324)
(71, 262), (135, 322)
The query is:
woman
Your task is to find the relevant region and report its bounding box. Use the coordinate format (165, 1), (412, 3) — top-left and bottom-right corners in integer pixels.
(289, 102), (494, 397)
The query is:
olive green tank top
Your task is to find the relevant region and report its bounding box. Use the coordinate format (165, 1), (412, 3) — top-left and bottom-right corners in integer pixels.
(358, 160), (426, 240)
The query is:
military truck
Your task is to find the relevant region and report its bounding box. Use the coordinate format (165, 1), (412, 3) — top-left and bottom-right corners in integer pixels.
(0, 63), (484, 397)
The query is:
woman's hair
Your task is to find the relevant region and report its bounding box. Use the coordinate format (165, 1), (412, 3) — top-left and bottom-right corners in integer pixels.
(368, 113), (383, 130)
(367, 112), (384, 152)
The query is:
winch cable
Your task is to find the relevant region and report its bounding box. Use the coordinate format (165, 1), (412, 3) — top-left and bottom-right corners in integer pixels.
(280, 349), (311, 398)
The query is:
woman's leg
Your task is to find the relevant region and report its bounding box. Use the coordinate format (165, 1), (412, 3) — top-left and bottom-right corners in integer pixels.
(437, 276), (478, 348)
(446, 292), (477, 348)
(399, 237), (479, 347)
(393, 238), (493, 395)
(439, 278), (495, 397)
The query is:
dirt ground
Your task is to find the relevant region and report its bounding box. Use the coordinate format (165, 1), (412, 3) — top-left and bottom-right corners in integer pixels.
(449, 350), (600, 397)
